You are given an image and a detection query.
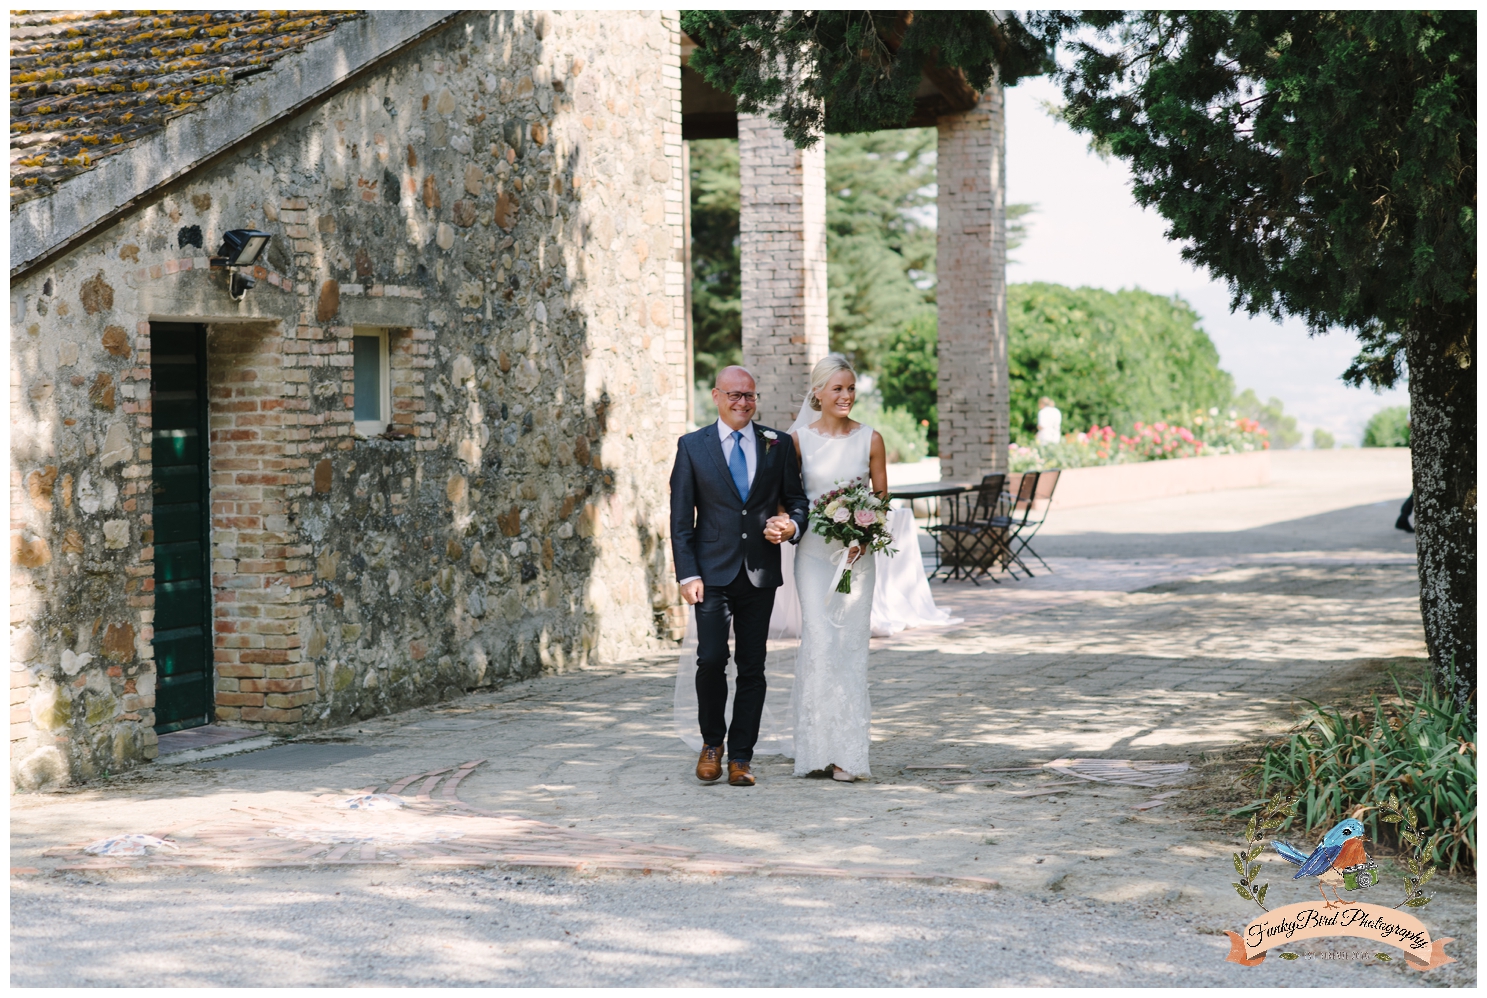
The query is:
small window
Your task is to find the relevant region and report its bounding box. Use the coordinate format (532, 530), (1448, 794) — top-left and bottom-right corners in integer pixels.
(352, 328), (390, 437)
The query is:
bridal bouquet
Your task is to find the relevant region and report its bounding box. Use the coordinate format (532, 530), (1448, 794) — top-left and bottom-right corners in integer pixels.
(809, 479), (896, 595)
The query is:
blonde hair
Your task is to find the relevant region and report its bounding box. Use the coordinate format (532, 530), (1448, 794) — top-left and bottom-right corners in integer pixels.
(807, 353), (857, 411)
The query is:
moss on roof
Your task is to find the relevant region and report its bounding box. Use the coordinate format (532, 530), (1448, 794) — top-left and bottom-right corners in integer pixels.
(10, 9), (364, 206)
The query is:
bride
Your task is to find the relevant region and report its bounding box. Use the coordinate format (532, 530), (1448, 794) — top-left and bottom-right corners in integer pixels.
(788, 354), (886, 782)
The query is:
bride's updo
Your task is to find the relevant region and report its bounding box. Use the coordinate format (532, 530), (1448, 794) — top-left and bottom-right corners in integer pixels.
(807, 353), (856, 411)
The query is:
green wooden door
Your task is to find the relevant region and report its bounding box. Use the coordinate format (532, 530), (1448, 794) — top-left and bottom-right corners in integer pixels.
(151, 323), (214, 733)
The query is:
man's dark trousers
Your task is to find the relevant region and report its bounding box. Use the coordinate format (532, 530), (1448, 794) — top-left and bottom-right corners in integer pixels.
(694, 566), (775, 763)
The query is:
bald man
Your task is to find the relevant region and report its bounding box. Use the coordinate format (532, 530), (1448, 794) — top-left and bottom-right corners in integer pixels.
(669, 366), (808, 787)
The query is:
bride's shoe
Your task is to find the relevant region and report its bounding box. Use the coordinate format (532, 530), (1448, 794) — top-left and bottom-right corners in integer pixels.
(832, 766), (855, 782)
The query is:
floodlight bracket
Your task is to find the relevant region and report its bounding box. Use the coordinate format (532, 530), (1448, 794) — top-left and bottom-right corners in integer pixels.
(228, 269), (256, 302)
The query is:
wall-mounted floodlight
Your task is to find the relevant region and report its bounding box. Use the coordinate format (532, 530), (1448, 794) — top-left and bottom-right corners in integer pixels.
(211, 229), (273, 301)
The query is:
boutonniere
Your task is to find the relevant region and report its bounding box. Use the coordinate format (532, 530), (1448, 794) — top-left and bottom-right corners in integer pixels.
(761, 429), (779, 452)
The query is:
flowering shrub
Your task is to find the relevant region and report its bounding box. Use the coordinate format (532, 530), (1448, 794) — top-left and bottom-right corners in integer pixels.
(1121, 421), (1204, 461)
(1183, 408), (1271, 455)
(1009, 410), (1268, 472)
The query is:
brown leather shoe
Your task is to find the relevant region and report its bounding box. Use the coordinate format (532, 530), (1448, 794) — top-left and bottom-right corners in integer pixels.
(696, 744), (724, 783)
(728, 760), (756, 787)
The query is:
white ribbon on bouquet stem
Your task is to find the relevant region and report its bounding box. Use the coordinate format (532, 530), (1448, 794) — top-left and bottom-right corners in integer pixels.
(825, 543), (862, 628)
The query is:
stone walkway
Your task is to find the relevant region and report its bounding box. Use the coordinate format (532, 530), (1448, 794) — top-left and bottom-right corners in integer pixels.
(11, 451), (1475, 986)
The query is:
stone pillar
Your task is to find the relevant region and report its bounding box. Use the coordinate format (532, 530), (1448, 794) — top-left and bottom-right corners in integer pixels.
(936, 87), (1009, 481)
(681, 139), (695, 426)
(737, 112), (828, 430)
(660, 15), (691, 441)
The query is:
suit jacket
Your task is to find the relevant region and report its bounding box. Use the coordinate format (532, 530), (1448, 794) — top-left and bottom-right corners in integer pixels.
(670, 420), (809, 588)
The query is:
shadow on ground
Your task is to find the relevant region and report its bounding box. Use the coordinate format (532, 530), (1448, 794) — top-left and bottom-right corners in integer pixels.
(1036, 499), (1416, 558)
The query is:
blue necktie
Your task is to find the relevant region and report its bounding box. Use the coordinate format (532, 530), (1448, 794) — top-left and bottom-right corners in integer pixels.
(728, 430), (750, 501)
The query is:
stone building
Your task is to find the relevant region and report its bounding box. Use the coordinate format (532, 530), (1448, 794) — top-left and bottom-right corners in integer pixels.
(9, 10), (690, 788)
(9, 10), (1008, 790)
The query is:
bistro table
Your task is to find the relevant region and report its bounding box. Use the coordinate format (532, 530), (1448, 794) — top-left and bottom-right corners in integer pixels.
(887, 481), (976, 575)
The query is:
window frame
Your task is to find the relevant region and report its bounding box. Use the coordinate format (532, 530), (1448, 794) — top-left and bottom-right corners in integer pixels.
(351, 326), (391, 438)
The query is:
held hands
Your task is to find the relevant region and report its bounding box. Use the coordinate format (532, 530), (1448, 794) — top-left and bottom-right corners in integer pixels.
(679, 579), (705, 605)
(763, 515), (797, 545)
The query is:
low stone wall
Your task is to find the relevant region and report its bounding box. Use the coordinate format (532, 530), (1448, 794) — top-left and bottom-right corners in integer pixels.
(1043, 451), (1271, 510)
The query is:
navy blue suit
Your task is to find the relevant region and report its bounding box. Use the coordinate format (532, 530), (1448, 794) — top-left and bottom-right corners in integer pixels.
(670, 421), (808, 761)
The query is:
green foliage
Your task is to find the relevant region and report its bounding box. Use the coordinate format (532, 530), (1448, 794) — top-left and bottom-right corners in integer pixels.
(689, 138), (742, 388)
(1249, 673), (1476, 873)
(826, 131), (1031, 376)
(879, 285), (1239, 457)
(1364, 406), (1412, 447)
(1231, 389), (1302, 449)
(689, 130), (1025, 402)
(877, 313), (938, 452)
(1052, 11), (1476, 391)
(682, 11), (1056, 148)
(852, 395), (929, 465)
(1313, 428), (1336, 450)
(1007, 283), (1234, 438)
(692, 381), (719, 425)
(826, 129), (936, 373)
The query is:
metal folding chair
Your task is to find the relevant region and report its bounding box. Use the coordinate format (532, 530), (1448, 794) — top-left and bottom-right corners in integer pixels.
(928, 474), (1010, 584)
(987, 471), (1039, 579)
(1006, 469), (1060, 573)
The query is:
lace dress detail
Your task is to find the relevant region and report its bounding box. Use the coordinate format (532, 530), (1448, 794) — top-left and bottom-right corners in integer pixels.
(791, 424), (874, 777)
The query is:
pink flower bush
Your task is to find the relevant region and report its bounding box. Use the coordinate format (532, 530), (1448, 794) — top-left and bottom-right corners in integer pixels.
(1009, 413), (1269, 472)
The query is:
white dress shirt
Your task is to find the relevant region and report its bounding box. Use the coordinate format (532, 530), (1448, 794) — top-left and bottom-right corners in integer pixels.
(678, 420), (761, 587)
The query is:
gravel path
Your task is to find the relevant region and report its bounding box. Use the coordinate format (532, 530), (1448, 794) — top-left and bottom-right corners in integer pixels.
(11, 867), (1469, 987)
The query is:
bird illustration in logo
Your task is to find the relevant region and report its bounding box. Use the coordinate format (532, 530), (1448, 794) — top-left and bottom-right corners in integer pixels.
(1272, 818), (1371, 908)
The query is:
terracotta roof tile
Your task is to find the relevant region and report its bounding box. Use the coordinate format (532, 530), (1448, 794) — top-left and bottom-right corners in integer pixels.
(10, 9), (365, 205)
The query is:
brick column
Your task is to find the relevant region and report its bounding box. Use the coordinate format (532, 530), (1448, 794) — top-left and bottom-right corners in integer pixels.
(936, 87), (1009, 481)
(738, 112), (828, 430)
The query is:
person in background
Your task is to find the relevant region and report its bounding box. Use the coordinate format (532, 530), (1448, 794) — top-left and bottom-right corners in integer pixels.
(1035, 397), (1063, 446)
(1396, 494), (1414, 533)
(1395, 414), (1414, 533)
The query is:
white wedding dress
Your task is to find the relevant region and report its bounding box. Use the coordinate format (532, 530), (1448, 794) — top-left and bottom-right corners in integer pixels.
(791, 423), (875, 777)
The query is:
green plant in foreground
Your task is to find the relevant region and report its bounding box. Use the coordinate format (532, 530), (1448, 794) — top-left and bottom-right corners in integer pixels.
(1247, 673), (1476, 873)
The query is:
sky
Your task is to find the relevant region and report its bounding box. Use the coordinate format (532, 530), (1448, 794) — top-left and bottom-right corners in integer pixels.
(1002, 77), (1410, 446)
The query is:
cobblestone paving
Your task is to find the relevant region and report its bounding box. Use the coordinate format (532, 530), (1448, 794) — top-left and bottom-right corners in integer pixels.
(11, 486), (1474, 985)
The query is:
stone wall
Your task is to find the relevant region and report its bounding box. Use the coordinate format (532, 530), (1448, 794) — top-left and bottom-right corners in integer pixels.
(9, 10), (688, 789)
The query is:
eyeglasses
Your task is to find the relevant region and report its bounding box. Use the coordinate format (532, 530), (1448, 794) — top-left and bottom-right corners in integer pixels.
(716, 391), (758, 403)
